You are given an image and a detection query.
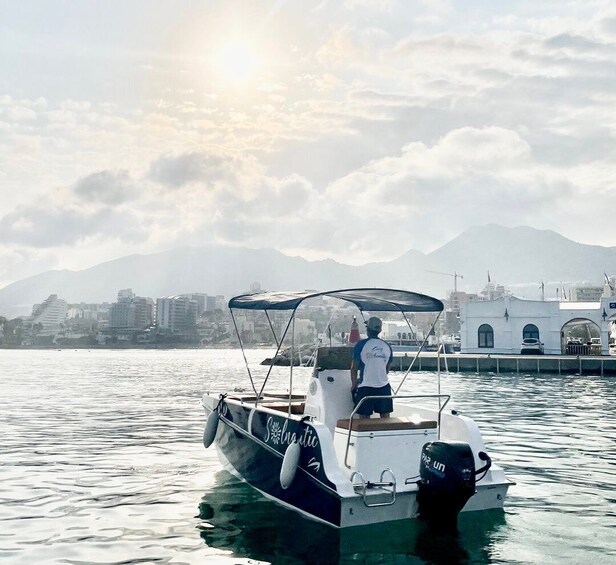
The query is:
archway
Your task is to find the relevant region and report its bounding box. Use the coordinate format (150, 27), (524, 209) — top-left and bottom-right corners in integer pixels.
(523, 323), (540, 340)
(561, 318), (601, 355)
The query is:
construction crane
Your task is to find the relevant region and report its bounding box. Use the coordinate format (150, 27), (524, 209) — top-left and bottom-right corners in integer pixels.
(426, 270), (464, 293)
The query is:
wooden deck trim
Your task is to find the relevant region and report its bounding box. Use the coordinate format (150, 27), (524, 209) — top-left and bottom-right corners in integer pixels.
(336, 417), (437, 432)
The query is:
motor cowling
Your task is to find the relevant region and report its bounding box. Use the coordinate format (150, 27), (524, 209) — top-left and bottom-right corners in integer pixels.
(417, 441), (476, 526)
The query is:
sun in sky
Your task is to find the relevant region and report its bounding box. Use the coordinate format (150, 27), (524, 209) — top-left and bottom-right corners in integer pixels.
(213, 40), (259, 83)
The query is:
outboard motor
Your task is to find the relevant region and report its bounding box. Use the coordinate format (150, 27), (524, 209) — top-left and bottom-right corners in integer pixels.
(417, 441), (491, 527)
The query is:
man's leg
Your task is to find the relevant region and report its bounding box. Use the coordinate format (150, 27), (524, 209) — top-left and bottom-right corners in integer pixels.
(377, 385), (393, 418)
(354, 388), (372, 418)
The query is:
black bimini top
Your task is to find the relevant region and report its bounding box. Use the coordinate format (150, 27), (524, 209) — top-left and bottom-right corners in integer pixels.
(228, 288), (444, 313)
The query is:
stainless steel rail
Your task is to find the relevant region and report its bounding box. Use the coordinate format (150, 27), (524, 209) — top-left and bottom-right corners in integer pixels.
(343, 394), (451, 469)
(350, 468), (398, 507)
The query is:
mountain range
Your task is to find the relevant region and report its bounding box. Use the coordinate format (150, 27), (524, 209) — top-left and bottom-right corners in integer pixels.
(1, 224), (615, 317)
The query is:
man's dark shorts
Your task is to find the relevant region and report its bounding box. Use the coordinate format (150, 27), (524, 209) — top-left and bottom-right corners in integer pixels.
(353, 384), (393, 416)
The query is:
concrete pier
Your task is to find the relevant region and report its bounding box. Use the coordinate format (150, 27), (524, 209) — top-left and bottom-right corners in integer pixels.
(391, 352), (616, 376)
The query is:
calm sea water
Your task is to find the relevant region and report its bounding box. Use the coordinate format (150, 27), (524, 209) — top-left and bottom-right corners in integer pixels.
(1, 349), (615, 564)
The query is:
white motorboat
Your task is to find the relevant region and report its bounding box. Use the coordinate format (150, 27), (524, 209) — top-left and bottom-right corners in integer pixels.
(202, 288), (512, 528)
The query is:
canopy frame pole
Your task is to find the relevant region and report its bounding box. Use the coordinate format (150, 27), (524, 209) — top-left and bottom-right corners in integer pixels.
(257, 310), (296, 403)
(324, 309), (336, 347)
(394, 311), (442, 395)
(230, 309), (258, 397)
(264, 310), (279, 348)
(401, 311), (417, 341)
(288, 314), (295, 416)
(437, 342), (442, 412)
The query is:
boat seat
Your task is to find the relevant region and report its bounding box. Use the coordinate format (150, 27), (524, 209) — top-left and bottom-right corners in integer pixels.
(336, 417), (437, 432)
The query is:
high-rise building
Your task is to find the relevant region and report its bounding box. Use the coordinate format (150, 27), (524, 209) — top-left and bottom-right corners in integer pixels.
(250, 281), (261, 292)
(156, 296), (197, 333)
(117, 288), (135, 302)
(180, 293), (208, 315)
(214, 295), (226, 311)
(109, 292), (154, 329)
(205, 296), (216, 312)
(108, 301), (132, 328)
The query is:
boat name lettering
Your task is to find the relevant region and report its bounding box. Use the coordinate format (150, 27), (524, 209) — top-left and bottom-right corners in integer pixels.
(264, 416), (319, 449)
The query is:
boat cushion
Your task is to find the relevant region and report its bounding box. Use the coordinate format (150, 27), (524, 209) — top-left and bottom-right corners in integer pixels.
(336, 417), (437, 431)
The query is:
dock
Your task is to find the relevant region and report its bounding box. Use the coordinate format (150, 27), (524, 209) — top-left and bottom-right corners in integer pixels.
(391, 352), (616, 376)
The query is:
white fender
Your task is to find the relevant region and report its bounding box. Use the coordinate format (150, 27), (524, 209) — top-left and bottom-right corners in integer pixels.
(202, 410), (219, 448)
(280, 441), (301, 489)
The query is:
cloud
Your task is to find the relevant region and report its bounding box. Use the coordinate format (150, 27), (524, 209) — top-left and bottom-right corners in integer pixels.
(312, 126), (577, 258)
(148, 150), (254, 188)
(599, 15), (616, 37)
(73, 169), (139, 205)
(0, 204), (147, 248)
(146, 152), (320, 249)
(2, 1), (616, 283)
(343, 0), (397, 12)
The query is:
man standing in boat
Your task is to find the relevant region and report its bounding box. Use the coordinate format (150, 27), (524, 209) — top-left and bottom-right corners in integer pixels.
(350, 316), (394, 419)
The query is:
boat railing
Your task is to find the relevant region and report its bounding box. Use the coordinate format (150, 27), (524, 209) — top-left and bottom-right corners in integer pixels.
(350, 468), (397, 507)
(343, 394), (450, 469)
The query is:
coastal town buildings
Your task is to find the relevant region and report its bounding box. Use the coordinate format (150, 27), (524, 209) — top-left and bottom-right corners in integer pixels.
(2, 277), (615, 352)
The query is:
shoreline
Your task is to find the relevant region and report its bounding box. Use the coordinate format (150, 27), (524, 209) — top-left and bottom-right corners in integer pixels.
(0, 343), (248, 350)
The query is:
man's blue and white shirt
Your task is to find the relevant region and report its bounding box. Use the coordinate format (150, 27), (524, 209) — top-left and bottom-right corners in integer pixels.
(352, 337), (393, 388)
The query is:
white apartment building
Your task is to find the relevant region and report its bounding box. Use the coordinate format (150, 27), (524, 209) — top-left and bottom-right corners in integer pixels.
(31, 294), (68, 330)
(156, 296), (197, 333)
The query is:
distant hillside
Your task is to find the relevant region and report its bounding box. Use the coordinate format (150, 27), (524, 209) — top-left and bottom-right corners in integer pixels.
(425, 224), (616, 289)
(1, 225), (615, 317)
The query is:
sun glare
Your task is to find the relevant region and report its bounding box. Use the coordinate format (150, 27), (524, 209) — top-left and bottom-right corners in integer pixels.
(214, 41), (258, 82)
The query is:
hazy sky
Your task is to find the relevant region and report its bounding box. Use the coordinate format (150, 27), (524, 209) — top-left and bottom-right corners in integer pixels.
(1, 1), (615, 288)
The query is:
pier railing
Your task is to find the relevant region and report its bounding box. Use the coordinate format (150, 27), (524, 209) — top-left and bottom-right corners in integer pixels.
(391, 352), (616, 376)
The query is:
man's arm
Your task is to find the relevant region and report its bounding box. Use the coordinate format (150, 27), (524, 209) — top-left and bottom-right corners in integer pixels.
(350, 359), (359, 391)
(386, 345), (393, 373)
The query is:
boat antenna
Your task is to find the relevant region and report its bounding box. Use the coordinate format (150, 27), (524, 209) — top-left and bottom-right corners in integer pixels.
(229, 309), (259, 397)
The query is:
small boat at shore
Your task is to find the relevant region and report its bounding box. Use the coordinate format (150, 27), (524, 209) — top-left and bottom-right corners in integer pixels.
(201, 288), (512, 528)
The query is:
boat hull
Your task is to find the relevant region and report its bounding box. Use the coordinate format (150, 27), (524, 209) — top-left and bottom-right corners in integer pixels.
(203, 395), (511, 528)
(211, 399), (345, 526)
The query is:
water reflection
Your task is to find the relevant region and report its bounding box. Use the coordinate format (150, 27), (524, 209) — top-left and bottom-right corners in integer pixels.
(198, 472), (507, 564)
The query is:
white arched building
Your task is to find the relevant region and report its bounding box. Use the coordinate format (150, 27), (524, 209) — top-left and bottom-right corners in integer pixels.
(460, 295), (616, 355)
